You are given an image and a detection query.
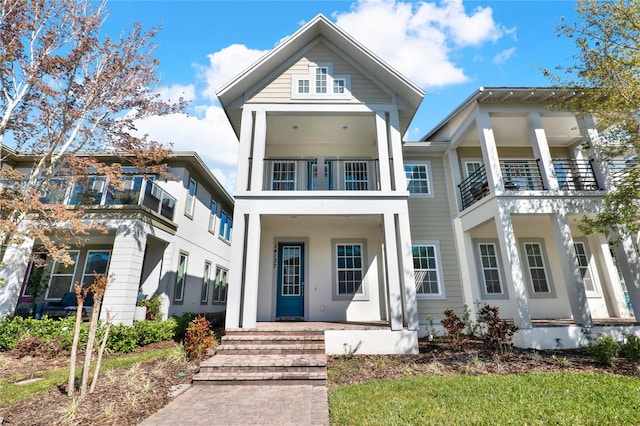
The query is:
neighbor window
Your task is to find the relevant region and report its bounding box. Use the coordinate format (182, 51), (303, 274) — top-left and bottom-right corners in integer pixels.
(185, 178), (197, 217)
(212, 266), (228, 303)
(45, 251), (80, 300)
(477, 242), (504, 295)
(335, 243), (364, 296)
(174, 252), (188, 302)
(69, 176), (106, 206)
(81, 251), (111, 286)
(522, 241), (552, 294)
(412, 243), (443, 297)
(405, 163), (432, 195)
(201, 261), (211, 303)
(209, 200), (217, 233)
(219, 210), (232, 242)
(272, 161), (296, 190)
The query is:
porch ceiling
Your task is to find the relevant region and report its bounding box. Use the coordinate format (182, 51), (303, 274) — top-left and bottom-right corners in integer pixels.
(262, 214), (383, 227)
(266, 113), (376, 146)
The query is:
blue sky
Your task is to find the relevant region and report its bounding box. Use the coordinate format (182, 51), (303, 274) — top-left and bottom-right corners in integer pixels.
(103, 0), (579, 191)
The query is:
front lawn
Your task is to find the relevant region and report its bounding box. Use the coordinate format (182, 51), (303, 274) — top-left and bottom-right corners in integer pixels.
(329, 372), (640, 425)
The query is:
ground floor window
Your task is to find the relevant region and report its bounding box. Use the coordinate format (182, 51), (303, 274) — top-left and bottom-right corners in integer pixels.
(574, 241), (597, 294)
(174, 252), (188, 302)
(522, 241), (553, 295)
(335, 243), (364, 296)
(81, 251), (111, 286)
(21, 252), (48, 298)
(212, 266), (228, 303)
(201, 261), (212, 303)
(45, 251), (80, 299)
(412, 243), (443, 297)
(479, 243), (503, 295)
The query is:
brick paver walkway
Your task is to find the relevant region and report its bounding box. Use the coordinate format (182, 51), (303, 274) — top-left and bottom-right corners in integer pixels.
(139, 384), (329, 425)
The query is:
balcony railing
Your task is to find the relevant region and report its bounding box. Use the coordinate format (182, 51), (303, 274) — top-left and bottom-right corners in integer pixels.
(499, 159), (545, 191)
(609, 159), (640, 185)
(458, 165), (489, 210)
(263, 158), (380, 191)
(552, 159), (601, 191)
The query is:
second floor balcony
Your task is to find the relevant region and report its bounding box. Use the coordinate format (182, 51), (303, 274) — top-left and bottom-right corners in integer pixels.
(458, 159), (602, 210)
(263, 158), (380, 192)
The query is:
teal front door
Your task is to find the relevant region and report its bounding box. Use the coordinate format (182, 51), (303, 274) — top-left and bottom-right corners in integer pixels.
(276, 243), (304, 318)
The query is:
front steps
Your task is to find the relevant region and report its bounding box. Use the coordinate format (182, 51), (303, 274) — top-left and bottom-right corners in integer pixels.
(192, 327), (327, 386)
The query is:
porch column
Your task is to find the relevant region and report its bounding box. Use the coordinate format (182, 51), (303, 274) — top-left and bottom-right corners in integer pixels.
(398, 210), (419, 330)
(241, 213), (261, 328)
(157, 241), (175, 320)
(592, 233), (630, 318)
(388, 109), (407, 192)
(0, 237), (35, 318)
(476, 110), (505, 192)
(102, 222), (147, 325)
(452, 218), (481, 319)
(612, 234), (640, 320)
(446, 150), (463, 212)
(375, 111), (392, 192)
(250, 110), (267, 191)
(495, 209), (532, 328)
(527, 112), (558, 190)
(576, 114), (610, 190)
(382, 213), (403, 330)
(226, 209), (247, 329)
(236, 108), (255, 192)
(550, 214), (592, 326)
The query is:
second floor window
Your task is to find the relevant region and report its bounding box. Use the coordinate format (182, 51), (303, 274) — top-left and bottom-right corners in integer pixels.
(185, 178), (197, 217)
(412, 244), (442, 296)
(219, 210), (232, 241)
(405, 164), (432, 195)
(209, 200), (217, 233)
(272, 161), (296, 190)
(345, 161), (368, 191)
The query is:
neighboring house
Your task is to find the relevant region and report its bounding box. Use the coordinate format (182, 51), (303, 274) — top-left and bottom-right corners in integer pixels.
(217, 15), (639, 353)
(0, 151), (233, 325)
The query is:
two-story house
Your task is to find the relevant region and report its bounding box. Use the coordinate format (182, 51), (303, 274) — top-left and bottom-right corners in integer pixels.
(0, 151), (233, 325)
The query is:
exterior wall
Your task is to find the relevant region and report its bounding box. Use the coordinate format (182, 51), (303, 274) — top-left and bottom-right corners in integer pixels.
(250, 41), (391, 104)
(405, 155), (464, 322)
(257, 216), (386, 323)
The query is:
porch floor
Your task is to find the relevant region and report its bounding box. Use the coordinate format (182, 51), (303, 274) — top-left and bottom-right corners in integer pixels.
(229, 320), (390, 332)
(531, 317), (637, 327)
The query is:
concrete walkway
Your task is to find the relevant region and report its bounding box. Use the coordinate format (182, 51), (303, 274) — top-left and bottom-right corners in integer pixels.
(139, 384), (330, 425)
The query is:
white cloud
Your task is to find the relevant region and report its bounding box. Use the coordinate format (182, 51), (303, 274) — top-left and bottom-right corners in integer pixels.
(200, 44), (268, 102)
(493, 47), (516, 65)
(333, 0), (510, 87)
(134, 106), (239, 193)
(156, 83), (196, 103)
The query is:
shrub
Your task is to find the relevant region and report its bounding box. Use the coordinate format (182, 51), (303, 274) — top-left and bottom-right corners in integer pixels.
(134, 318), (177, 346)
(620, 334), (640, 362)
(173, 312), (198, 338)
(441, 309), (466, 346)
(183, 316), (215, 360)
(476, 304), (518, 353)
(106, 324), (139, 353)
(14, 336), (64, 358)
(0, 316), (23, 350)
(138, 294), (162, 320)
(588, 334), (619, 366)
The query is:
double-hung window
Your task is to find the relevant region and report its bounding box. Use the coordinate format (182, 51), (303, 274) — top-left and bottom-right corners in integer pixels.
(185, 178), (196, 217)
(335, 242), (365, 297)
(272, 161), (296, 190)
(476, 241), (505, 297)
(201, 261), (211, 303)
(522, 241), (553, 296)
(45, 251), (80, 299)
(212, 266), (228, 303)
(574, 241), (598, 295)
(219, 210), (232, 242)
(174, 252), (188, 302)
(404, 163), (433, 195)
(81, 251), (111, 286)
(315, 66), (328, 93)
(412, 243), (444, 298)
(344, 161), (368, 190)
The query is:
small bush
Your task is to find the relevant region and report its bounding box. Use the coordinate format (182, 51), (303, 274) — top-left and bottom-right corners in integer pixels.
(0, 316), (23, 350)
(106, 324), (139, 353)
(441, 309), (466, 346)
(588, 334), (619, 366)
(476, 304), (518, 353)
(183, 316), (215, 360)
(620, 334), (640, 361)
(173, 312), (198, 338)
(133, 318), (177, 346)
(14, 336), (64, 358)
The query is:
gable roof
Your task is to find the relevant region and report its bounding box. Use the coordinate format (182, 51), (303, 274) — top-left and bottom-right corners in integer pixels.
(217, 14), (425, 137)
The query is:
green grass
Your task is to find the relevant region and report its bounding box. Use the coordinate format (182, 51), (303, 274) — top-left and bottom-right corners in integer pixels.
(329, 372), (640, 425)
(0, 345), (180, 407)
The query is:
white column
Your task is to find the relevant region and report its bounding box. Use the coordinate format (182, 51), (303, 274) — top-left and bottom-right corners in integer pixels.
(476, 110), (504, 192)
(398, 210), (419, 330)
(102, 223), (147, 325)
(577, 114), (609, 190)
(382, 213), (403, 330)
(613, 235), (640, 318)
(528, 112), (558, 190)
(241, 213), (261, 328)
(0, 237), (35, 318)
(452, 218), (481, 318)
(495, 209), (531, 328)
(375, 111), (392, 192)
(226, 208), (246, 329)
(236, 108), (255, 192)
(158, 241), (175, 320)
(446, 150), (463, 212)
(388, 109), (407, 192)
(250, 110), (267, 191)
(550, 214), (592, 326)
(593, 233), (630, 318)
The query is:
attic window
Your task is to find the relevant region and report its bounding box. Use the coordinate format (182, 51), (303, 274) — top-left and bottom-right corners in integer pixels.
(292, 62), (351, 100)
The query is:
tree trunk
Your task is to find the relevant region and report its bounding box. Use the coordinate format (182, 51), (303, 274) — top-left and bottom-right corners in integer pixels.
(67, 287), (85, 396)
(90, 311), (112, 394)
(80, 295), (102, 396)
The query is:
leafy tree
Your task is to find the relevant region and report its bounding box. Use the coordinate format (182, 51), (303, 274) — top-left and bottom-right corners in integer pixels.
(544, 0), (640, 238)
(0, 1), (183, 294)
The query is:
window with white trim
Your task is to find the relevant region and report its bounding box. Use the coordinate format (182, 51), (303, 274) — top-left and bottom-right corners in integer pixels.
(315, 66), (328, 93)
(174, 252), (188, 302)
(478, 243), (503, 295)
(335, 243), (364, 296)
(464, 160), (483, 178)
(219, 210), (232, 242)
(297, 79), (310, 94)
(412, 243), (443, 296)
(523, 242), (552, 294)
(21, 252), (48, 298)
(81, 251), (111, 286)
(201, 261), (211, 303)
(209, 200), (217, 233)
(344, 161), (368, 190)
(574, 241), (597, 294)
(291, 62), (351, 99)
(333, 78), (346, 94)
(45, 251), (80, 300)
(272, 161), (296, 191)
(405, 163), (432, 195)
(185, 178), (196, 217)
(212, 266), (228, 303)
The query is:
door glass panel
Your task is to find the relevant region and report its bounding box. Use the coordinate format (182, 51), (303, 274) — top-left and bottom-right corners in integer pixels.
(281, 246), (301, 296)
